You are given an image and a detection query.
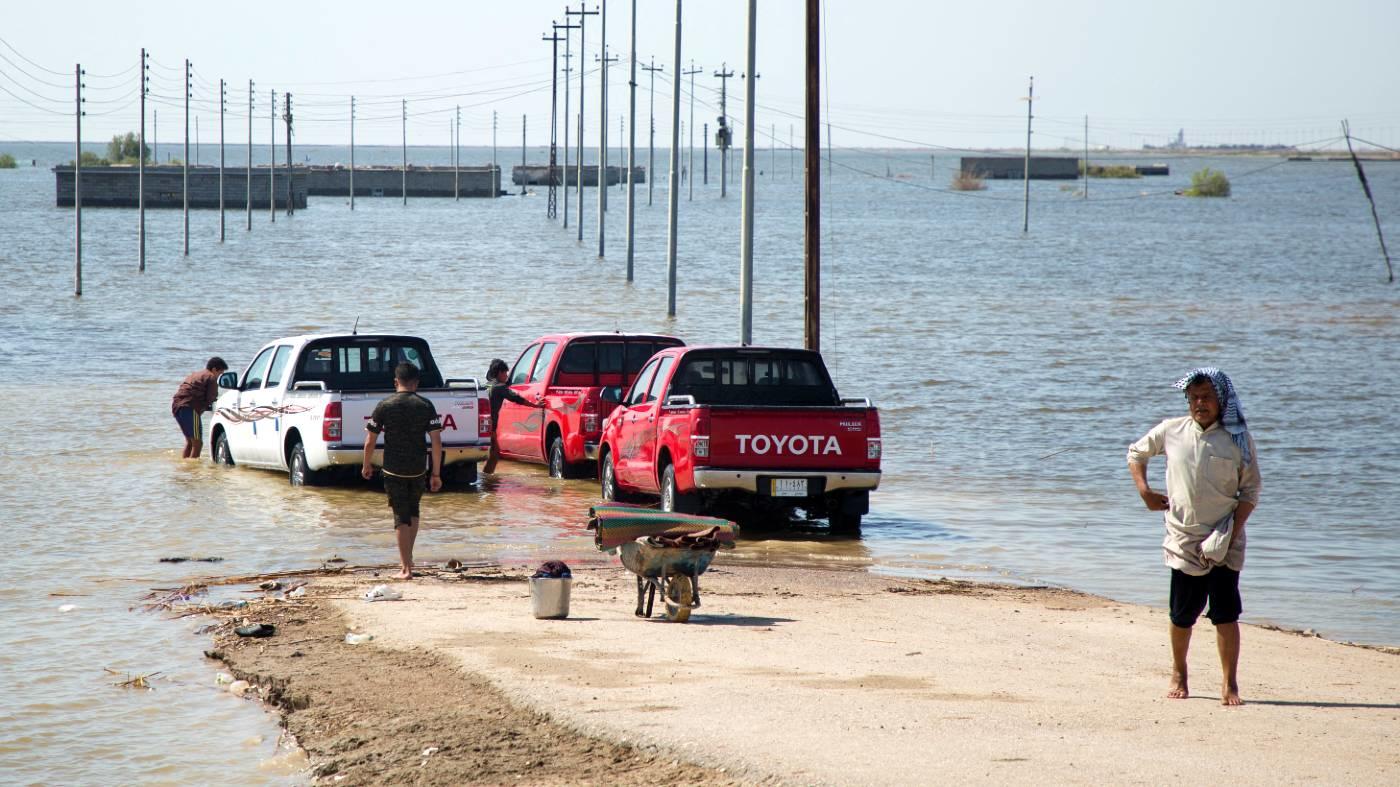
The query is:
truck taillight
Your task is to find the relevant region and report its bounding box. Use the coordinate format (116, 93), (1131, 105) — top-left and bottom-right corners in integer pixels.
(867, 438), (882, 461)
(690, 407), (710, 458)
(323, 401), (342, 442)
(478, 398), (492, 437)
(865, 409), (881, 462)
(581, 395), (600, 433)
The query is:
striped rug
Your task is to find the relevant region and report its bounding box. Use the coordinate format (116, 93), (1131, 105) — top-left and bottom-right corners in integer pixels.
(587, 503), (740, 550)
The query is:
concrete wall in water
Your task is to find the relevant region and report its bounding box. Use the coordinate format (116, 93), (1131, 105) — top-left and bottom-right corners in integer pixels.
(512, 164), (645, 186)
(54, 166), (307, 208)
(960, 157), (1081, 180)
(303, 165), (500, 198)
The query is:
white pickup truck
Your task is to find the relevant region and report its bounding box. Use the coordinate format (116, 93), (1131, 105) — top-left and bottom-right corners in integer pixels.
(208, 333), (490, 487)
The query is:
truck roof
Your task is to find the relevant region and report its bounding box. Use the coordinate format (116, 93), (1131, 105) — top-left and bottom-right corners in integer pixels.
(665, 345), (821, 356)
(529, 332), (682, 342)
(264, 333), (429, 345)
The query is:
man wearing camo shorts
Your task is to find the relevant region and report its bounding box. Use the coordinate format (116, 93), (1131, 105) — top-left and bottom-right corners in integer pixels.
(361, 362), (443, 580)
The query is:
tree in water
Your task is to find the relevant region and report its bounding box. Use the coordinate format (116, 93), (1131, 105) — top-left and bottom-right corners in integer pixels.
(105, 132), (151, 164)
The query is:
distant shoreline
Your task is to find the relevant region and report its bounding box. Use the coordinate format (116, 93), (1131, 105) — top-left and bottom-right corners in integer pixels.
(3, 139), (1396, 160)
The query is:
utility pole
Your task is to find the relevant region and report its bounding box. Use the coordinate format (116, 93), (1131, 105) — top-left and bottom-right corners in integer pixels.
(703, 121), (708, 184)
(520, 114), (527, 196)
(804, 0), (820, 351)
(491, 110), (498, 196)
(561, 22), (576, 228)
(402, 99), (408, 205)
(566, 4), (597, 242)
(283, 92), (293, 216)
(684, 61), (700, 201)
(219, 78), (226, 241)
(739, 0), (758, 344)
(183, 58), (190, 256)
(642, 57), (662, 207)
(269, 89), (275, 222)
(714, 63), (734, 198)
(246, 81), (253, 229)
(154, 109), (158, 163)
(74, 63), (84, 297)
(665, 0), (683, 317)
(1083, 114), (1089, 200)
(598, 0), (611, 239)
(597, 45), (618, 256)
(544, 25), (565, 219)
(454, 104), (461, 201)
(139, 48), (147, 272)
(350, 96), (355, 209)
(625, 0), (638, 280)
(1022, 76), (1033, 234)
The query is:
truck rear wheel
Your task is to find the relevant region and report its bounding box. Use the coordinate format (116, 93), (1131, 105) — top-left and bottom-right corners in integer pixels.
(443, 461), (478, 490)
(600, 452), (622, 502)
(288, 442), (326, 487)
(548, 436), (575, 480)
(828, 512), (862, 535)
(660, 465), (698, 515)
(212, 431), (235, 466)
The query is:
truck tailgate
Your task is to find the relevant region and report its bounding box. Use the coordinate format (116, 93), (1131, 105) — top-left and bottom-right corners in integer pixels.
(706, 407), (875, 470)
(339, 389), (483, 447)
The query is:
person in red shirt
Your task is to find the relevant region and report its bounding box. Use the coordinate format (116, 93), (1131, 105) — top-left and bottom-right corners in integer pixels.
(171, 356), (228, 459)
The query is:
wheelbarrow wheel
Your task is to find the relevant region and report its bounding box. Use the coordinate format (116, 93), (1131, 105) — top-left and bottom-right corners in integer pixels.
(663, 575), (694, 623)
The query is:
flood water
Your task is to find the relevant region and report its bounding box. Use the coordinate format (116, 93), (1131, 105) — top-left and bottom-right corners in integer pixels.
(1, 142), (1397, 784)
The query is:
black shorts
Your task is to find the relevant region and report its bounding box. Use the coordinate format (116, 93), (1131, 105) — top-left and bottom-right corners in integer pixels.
(383, 473), (426, 527)
(1169, 567), (1242, 628)
(174, 407), (202, 440)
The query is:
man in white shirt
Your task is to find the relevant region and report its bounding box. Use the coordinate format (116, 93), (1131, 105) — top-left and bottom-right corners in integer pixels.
(1128, 368), (1260, 706)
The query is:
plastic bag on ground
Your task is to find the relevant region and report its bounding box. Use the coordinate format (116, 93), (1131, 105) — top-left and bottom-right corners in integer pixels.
(362, 584), (402, 602)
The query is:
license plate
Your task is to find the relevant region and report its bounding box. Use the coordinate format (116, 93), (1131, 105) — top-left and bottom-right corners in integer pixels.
(772, 478), (808, 497)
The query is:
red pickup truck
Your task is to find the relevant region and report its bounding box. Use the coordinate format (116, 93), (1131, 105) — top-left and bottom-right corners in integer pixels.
(494, 333), (685, 477)
(597, 346), (881, 533)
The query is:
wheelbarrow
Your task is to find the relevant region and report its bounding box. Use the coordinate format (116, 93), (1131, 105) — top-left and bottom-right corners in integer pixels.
(587, 503), (739, 623)
(618, 538), (718, 623)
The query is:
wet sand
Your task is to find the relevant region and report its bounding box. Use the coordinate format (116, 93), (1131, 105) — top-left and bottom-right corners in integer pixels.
(211, 564), (1400, 785)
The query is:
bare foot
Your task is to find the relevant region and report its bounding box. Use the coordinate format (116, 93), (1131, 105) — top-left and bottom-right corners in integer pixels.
(395, 569), (414, 580)
(1221, 683), (1244, 706)
(1167, 673), (1189, 699)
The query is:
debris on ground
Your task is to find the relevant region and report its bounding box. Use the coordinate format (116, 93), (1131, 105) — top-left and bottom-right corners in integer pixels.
(105, 668), (162, 690)
(362, 585), (402, 603)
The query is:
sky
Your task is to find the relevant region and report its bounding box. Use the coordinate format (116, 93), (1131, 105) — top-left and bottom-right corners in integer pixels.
(3, 0), (1398, 152)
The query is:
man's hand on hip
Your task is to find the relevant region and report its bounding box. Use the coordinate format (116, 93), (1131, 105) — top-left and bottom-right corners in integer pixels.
(1140, 488), (1169, 511)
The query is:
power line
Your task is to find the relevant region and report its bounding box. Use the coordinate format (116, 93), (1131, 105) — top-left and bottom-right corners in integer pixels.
(1349, 137), (1400, 156)
(0, 35), (67, 76)
(0, 81), (69, 114)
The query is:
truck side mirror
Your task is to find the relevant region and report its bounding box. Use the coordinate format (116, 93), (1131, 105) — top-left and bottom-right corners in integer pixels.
(218, 371), (238, 389)
(600, 386), (623, 404)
